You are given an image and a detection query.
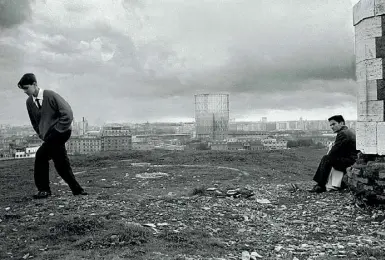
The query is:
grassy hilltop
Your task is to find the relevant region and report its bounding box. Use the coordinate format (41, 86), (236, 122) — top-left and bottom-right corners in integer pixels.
(0, 148), (385, 260)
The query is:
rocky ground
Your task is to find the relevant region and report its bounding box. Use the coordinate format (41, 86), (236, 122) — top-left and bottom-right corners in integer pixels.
(0, 148), (385, 260)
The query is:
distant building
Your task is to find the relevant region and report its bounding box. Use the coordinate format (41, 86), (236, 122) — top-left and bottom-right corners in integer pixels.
(195, 94), (229, 140)
(261, 137), (288, 150)
(66, 136), (102, 155)
(175, 122), (195, 135)
(154, 144), (185, 151)
(14, 146), (40, 159)
(226, 131), (268, 141)
(101, 126), (132, 151)
(211, 140), (264, 151)
(233, 122), (267, 131)
(266, 122), (277, 131)
(132, 142), (155, 150)
(72, 117), (89, 136)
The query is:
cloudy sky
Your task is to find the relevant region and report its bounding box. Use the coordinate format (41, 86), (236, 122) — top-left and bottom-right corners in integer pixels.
(1, 0), (360, 125)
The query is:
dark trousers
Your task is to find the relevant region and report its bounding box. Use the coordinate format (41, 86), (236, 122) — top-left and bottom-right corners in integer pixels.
(34, 130), (83, 194)
(313, 155), (355, 186)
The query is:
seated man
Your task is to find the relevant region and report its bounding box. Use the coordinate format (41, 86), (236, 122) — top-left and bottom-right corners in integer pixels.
(309, 115), (358, 193)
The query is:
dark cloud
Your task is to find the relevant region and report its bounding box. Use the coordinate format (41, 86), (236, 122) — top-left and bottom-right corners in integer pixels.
(0, 0), (360, 124)
(0, 0), (34, 29)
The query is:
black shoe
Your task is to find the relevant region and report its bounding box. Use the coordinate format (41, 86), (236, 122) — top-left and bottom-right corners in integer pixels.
(308, 185), (326, 193)
(73, 190), (88, 196)
(33, 191), (52, 199)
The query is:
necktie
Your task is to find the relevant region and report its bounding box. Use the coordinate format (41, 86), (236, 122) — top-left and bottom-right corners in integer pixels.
(36, 99), (42, 109)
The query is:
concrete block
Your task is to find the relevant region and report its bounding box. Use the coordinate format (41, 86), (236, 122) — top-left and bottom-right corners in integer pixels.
(379, 171), (385, 179)
(356, 38), (376, 63)
(376, 180), (385, 186)
(356, 58), (385, 82)
(356, 121), (377, 154)
(376, 194), (385, 201)
(357, 80), (385, 102)
(358, 100), (384, 121)
(354, 0), (375, 25)
(375, 0), (385, 16)
(357, 177), (370, 183)
(351, 178), (358, 187)
(347, 167), (361, 178)
(355, 16), (383, 42)
(377, 122), (385, 154)
(355, 37), (385, 63)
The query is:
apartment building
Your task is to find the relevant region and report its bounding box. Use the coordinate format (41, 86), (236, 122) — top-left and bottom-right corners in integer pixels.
(14, 146), (40, 159)
(66, 136), (102, 155)
(211, 140), (264, 151)
(101, 126), (132, 151)
(261, 138), (288, 150)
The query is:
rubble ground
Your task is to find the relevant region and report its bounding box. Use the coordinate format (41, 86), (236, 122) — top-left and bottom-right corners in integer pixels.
(1, 148), (385, 260)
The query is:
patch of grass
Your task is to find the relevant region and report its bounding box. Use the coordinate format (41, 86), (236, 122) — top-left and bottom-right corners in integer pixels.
(356, 246), (385, 258)
(74, 221), (153, 250)
(50, 216), (104, 237)
(157, 229), (224, 250)
(190, 186), (207, 196)
(102, 222), (153, 246)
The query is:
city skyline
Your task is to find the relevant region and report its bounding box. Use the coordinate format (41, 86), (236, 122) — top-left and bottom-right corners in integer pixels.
(1, 1), (359, 125)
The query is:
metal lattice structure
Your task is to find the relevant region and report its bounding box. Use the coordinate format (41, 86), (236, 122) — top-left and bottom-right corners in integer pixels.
(194, 94), (229, 140)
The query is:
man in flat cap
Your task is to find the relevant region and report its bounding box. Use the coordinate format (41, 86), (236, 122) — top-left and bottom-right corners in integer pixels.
(18, 73), (87, 199)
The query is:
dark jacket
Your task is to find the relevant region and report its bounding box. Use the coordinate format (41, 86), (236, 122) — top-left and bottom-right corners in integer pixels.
(26, 90), (73, 141)
(328, 125), (358, 163)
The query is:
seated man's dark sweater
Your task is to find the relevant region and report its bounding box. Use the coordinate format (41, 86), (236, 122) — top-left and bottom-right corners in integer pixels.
(311, 124), (358, 192)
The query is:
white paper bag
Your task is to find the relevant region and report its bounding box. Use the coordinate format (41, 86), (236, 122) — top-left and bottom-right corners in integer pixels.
(326, 167), (344, 191)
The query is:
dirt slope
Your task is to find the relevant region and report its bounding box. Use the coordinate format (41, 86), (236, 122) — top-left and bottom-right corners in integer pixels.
(1, 148), (384, 260)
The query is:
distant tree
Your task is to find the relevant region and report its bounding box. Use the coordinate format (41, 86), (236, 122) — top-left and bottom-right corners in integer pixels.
(196, 142), (210, 150)
(287, 139), (316, 148)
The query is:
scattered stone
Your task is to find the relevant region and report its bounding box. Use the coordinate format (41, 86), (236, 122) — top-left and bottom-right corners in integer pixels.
(135, 172), (169, 179)
(5, 207), (10, 211)
(241, 251), (250, 260)
(227, 190), (238, 195)
(256, 199), (271, 204)
(376, 231), (385, 238)
(143, 223), (156, 228)
(22, 253), (30, 259)
(250, 251), (263, 259)
(110, 235), (119, 242)
(275, 246), (283, 252)
(39, 245), (48, 251)
(131, 162), (151, 167)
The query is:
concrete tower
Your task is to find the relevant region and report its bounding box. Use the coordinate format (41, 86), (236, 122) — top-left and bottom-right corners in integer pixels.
(194, 94), (229, 140)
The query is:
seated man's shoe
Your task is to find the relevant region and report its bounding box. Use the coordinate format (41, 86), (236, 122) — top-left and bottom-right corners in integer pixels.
(33, 191), (51, 199)
(308, 185), (326, 193)
(73, 190), (88, 196)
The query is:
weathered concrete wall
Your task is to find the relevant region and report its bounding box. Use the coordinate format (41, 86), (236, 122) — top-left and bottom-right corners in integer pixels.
(354, 0), (385, 155)
(349, 0), (385, 204)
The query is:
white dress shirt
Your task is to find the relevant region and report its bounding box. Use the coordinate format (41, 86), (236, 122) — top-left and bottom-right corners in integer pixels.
(33, 88), (44, 108)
